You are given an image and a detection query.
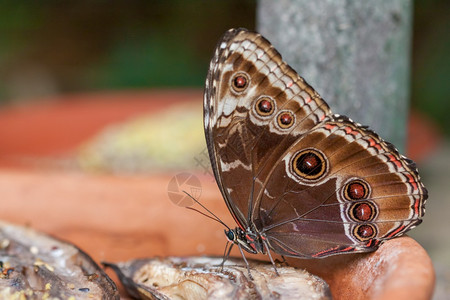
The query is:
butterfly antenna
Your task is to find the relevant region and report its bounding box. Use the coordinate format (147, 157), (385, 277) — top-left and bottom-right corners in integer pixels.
(186, 206), (225, 225)
(182, 191), (231, 230)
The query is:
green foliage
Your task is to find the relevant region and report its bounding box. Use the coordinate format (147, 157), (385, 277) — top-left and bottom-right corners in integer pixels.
(411, 0), (450, 135)
(84, 33), (207, 88)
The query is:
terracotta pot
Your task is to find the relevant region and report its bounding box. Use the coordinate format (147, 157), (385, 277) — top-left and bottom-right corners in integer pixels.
(0, 170), (435, 299)
(0, 90), (436, 299)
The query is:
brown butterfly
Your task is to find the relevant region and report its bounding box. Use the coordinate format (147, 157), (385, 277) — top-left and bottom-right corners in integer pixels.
(203, 28), (427, 266)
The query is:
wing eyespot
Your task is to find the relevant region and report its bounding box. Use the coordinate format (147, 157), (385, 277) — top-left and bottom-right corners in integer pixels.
(231, 72), (250, 93)
(343, 179), (371, 201)
(277, 111), (295, 129)
(349, 202), (377, 222)
(291, 148), (328, 181)
(353, 224), (377, 241)
(255, 96), (275, 117)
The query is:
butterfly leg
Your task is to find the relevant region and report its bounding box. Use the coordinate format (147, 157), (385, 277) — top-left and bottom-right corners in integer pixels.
(263, 239), (280, 276)
(237, 244), (254, 280)
(219, 241), (233, 271)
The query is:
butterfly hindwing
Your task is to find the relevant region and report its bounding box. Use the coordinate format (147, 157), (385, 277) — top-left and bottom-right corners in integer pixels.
(256, 115), (426, 257)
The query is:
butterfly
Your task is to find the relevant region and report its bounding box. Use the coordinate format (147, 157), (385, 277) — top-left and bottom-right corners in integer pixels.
(203, 28), (427, 266)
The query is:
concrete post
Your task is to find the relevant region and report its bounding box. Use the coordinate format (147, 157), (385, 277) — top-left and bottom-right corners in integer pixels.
(257, 0), (412, 151)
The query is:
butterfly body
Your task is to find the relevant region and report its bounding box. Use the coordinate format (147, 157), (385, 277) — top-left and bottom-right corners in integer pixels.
(225, 228), (263, 255)
(204, 28), (427, 259)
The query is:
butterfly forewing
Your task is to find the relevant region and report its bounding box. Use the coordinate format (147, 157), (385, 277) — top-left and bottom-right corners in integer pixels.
(204, 28), (427, 258)
(204, 28), (331, 229)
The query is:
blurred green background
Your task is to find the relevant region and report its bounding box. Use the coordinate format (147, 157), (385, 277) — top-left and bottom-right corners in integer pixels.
(0, 1), (255, 96)
(0, 0), (448, 135)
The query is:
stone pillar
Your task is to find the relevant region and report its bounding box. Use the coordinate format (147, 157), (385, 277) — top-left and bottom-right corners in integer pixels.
(257, 0), (412, 151)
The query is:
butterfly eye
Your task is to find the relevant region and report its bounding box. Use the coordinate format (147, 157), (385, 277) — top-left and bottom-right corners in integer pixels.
(255, 97), (275, 116)
(353, 224), (377, 241)
(344, 180), (370, 200)
(292, 149), (328, 181)
(225, 229), (235, 241)
(349, 202), (376, 222)
(277, 111), (295, 129)
(231, 72), (249, 93)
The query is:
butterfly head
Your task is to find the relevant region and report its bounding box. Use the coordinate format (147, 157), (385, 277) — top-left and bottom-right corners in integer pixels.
(225, 228), (263, 254)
